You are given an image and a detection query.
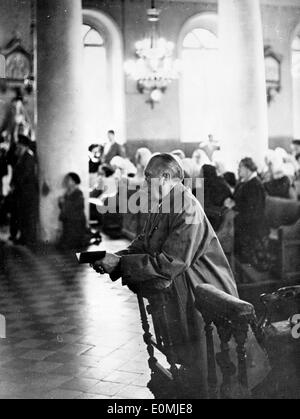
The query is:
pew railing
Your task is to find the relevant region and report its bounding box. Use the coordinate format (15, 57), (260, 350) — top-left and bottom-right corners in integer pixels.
(194, 284), (264, 399)
(194, 284), (300, 399)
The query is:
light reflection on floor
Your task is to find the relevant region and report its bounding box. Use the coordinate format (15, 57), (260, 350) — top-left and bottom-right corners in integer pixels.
(0, 234), (154, 399)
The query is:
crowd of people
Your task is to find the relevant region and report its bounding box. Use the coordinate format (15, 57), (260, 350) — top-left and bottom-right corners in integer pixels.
(88, 133), (300, 271)
(1, 107), (300, 261)
(0, 93), (38, 247)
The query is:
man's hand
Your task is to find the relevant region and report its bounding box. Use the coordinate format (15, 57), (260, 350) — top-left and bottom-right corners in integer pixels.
(92, 253), (121, 275)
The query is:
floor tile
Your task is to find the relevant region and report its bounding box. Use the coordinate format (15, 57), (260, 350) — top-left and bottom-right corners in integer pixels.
(0, 235), (152, 399)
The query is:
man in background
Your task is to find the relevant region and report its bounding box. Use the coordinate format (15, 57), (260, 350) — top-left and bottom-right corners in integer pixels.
(102, 130), (126, 164)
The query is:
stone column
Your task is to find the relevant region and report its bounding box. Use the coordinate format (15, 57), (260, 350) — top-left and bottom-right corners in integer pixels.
(36, 0), (88, 243)
(218, 0), (268, 172)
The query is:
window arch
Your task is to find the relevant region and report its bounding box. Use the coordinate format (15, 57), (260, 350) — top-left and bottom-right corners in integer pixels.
(82, 23), (107, 143)
(179, 13), (219, 143)
(82, 9), (126, 145)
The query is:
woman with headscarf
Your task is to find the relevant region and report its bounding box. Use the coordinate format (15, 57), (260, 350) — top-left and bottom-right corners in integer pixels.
(192, 149), (211, 172)
(263, 149), (297, 199)
(201, 164), (232, 231)
(132, 147), (152, 186)
(263, 164), (295, 199)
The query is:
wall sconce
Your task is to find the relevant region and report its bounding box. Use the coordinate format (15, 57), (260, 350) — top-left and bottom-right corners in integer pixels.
(264, 45), (282, 105)
(0, 35), (33, 94)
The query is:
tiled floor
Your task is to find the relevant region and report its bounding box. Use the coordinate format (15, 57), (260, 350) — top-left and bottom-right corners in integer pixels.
(0, 235), (153, 399)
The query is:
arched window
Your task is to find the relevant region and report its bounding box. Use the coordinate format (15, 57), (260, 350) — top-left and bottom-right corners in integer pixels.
(82, 24), (107, 143)
(180, 23), (219, 143)
(292, 34), (300, 138)
(82, 10), (126, 145)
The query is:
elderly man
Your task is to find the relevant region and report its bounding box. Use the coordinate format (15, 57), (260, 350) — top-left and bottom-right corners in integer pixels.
(93, 153), (238, 397)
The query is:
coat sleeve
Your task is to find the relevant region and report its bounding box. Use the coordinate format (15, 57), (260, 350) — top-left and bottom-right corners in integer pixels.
(109, 224), (148, 282)
(120, 204), (212, 286)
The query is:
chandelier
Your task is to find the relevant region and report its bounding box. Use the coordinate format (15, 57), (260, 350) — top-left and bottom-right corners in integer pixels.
(124, 1), (180, 107)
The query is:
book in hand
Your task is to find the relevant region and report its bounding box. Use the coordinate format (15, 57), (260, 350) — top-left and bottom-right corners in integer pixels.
(76, 251), (106, 265)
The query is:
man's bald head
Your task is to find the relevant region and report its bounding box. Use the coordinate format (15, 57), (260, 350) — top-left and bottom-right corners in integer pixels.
(145, 153), (184, 182)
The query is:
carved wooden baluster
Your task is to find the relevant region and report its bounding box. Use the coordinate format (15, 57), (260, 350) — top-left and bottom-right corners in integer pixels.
(233, 321), (250, 396)
(159, 295), (181, 396)
(216, 322), (235, 399)
(202, 314), (218, 399)
(137, 293), (158, 372)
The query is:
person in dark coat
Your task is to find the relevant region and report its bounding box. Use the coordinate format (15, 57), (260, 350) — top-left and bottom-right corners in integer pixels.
(58, 173), (89, 250)
(234, 157), (269, 270)
(0, 139), (8, 197)
(201, 164), (232, 231)
(263, 163), (294, 199)
(10, 135), (38, 246)
(264, 175), (292, 199)
(91, 153), (238, 397)
(102, 130), (126, 164)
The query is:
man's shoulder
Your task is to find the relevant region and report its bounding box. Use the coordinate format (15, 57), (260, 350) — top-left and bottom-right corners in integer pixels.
(172, 184), (206, 225)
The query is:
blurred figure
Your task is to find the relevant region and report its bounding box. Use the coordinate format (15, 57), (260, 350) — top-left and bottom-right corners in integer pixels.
(201, 165), (232, 231)
(89, 144), (103, 188)
(110, 156), (137, 180)
(90, 164), (116, 199)
(1, 92), (34, 169)
(263, 162), (295, 199)
(233, 158), (269, 271)
(192, 149), (211, 171)
(223, 172), (237, 194)
(291, 139), (300, 157)
(171, 149), (186, 160)
(10, 135), (38, 246)
(89, 144), (102, 174)
(0, 138), (8, 198)
(211, 150), (228, 176)
(102, 130), (126, 164)
(296, 153), (300, 175)
(181, 158), (201, 179)
(0, 139), (9, 225)
(58, 173), (89, 250)
(132, 147), (152, 186)
(275, 147), (297, 180)
(294, 153), (300, 199)
(199, 134), (220, 161)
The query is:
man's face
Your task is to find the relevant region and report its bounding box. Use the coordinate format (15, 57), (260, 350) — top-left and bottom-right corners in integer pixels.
(107, 132), (115, 143)
(144, 162), (173, 205)
(63, 176), (75, 190)
(238, 164), (249, 180)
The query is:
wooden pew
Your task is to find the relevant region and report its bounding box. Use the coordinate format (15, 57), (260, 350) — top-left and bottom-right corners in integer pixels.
(194, 284), (300, 399)
(277, 218), (300, 282)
